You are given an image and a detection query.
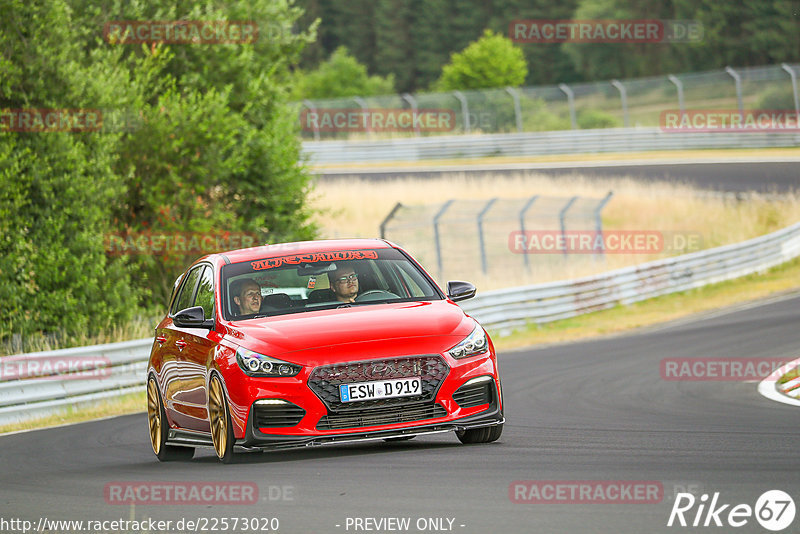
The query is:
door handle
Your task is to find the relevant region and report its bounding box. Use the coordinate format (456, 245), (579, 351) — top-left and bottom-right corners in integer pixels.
(156, 336), (167, 344)
(175, 340), (188, 350)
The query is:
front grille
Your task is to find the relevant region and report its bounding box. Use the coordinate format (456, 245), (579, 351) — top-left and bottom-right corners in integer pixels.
(453, 379), (493, 408)
(317, 403), (448, 430)
(253, 402), (306, 428)
(307, 355), (449, 412)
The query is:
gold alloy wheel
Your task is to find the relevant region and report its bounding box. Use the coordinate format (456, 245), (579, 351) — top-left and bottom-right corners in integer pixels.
(208, 376), (228, 459)
(147, 379), (162, 455)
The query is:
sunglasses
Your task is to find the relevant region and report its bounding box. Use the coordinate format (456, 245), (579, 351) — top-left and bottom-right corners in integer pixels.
(334, 273), (358, 284)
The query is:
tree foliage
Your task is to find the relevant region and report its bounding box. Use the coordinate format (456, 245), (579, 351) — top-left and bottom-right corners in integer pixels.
(435, 30), (528, 91)
(295, 0), (799, 94)
(0, 0), (319, 343)
(290, 47), (395, 100)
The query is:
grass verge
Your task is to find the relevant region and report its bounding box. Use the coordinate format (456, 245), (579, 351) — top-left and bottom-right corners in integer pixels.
(0, 390), (145, 436)
(491, 254), (800, 352)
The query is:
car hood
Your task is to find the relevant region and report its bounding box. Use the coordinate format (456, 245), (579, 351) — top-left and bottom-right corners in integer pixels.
(224, 300), (475, 358)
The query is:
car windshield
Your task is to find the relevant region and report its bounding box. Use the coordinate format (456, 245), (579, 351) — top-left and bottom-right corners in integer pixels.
(221, 248), (442, 320)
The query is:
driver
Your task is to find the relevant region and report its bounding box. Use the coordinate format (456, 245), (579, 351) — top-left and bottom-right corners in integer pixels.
(232, 279), (262, 315)
(329, 263), (359, 303)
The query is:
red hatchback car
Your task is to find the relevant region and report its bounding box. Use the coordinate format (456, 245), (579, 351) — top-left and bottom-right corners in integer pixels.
(147, 239), (504, 462)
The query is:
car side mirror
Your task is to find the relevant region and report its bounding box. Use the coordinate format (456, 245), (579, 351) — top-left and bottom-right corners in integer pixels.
(173, 306), (213, 328)
(447, 280), (476, 302)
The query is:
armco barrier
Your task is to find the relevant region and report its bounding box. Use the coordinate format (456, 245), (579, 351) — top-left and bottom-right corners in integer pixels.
(2, 222), (800, 426)
(303, 128), (800, 165)
(460, 221), (800, 331)
(0, 339), (152, 426)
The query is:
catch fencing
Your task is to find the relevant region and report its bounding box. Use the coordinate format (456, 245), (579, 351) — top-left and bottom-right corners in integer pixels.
(381, 194), (613, 282)
(2, 221), (800, 425)
(299, 64), (800, 141)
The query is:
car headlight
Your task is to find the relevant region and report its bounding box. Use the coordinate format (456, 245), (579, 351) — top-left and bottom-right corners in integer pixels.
(447, 325), (489, 359)
(235, 347), (301, 377)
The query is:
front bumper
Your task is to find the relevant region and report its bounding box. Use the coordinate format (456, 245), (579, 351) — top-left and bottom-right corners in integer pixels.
(238, 400), (504, 451)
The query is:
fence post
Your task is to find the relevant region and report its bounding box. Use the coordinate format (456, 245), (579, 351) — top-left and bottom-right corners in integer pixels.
(505, 87), (523, 132)
(379, 202), (404, 239)
(353, 96), (369, 137)
(519, 195), (539, 271)
(559, 83), (577, 129)
(301, 99), (320, 141)
(667, 74), (685, 116)
(559, 196), (578, 258)
(433, 199), (455, 280)
(453, 91), (471, 133)
(594, 191), (614, 258)
(477, 198), (498, 274)
(781, 63), (800, 121)
(611, 80), (630, 128)
(402, 93), (420, 136)
(725, 66), (744, 117)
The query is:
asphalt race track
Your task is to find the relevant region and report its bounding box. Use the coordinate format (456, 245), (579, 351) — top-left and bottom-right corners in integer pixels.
(3, 292), (800, 534)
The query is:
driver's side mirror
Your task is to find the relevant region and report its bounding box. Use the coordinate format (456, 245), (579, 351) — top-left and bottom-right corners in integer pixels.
(173, 306), (214, 329)
(447, 280), (476, 302)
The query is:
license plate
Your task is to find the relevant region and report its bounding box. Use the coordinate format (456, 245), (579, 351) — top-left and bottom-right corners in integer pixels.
(339, 377), (422, 402)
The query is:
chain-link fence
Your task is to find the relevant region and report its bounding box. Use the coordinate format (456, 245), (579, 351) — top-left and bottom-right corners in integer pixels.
(297, 64), (800, 140)
(381, 194), (613, 285)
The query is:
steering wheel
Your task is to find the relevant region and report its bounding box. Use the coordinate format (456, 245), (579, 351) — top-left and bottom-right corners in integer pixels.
(354, 289), (399, 303)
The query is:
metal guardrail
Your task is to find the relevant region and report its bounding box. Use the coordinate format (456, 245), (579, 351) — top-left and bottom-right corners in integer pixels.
(0, 339), (151, 426)
(303, 128), (800, 165)
(460, 221), (800, 332)
(2, 221), (800, 426)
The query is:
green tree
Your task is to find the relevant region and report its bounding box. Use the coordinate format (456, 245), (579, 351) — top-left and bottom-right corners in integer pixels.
(0, 0), (157, 343)
(70, 0), (321, 304)
(291, 46), (395, 100)
(435, 29), (529, 91)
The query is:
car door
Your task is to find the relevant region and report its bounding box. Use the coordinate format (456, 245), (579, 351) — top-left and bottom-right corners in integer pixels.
(158, 264), (203, 428)
(173, 264), (221, 432)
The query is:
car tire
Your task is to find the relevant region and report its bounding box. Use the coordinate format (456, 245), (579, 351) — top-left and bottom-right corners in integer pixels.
(456, 423), (503, 444)
(147, 376), (194, 461)
(208, 374), (236, 464)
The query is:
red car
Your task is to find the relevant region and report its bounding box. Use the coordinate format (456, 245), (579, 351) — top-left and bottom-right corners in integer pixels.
(147, 239), (503, 463)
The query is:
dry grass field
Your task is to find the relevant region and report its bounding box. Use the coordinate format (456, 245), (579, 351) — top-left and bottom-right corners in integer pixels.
(309, 171), (800, 290)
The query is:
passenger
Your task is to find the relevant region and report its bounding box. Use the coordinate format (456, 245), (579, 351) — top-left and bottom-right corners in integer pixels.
(329, 264), (359, 303)
(232, 279), (262, 315)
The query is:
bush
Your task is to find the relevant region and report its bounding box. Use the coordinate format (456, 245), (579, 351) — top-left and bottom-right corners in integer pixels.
(291, 47), (395, 100)
(577, 109), (622, 129)
(435, 29), (528, 91)
(756, 84), (799, 110)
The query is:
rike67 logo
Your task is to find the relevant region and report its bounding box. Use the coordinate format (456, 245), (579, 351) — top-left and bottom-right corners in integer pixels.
(668, 490), (795, 531)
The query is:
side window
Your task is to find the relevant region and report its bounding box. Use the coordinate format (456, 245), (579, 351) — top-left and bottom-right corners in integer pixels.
(167, 273), (184, 311)
(171, 266), (202, 315)
(194, 266), (215, 320)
